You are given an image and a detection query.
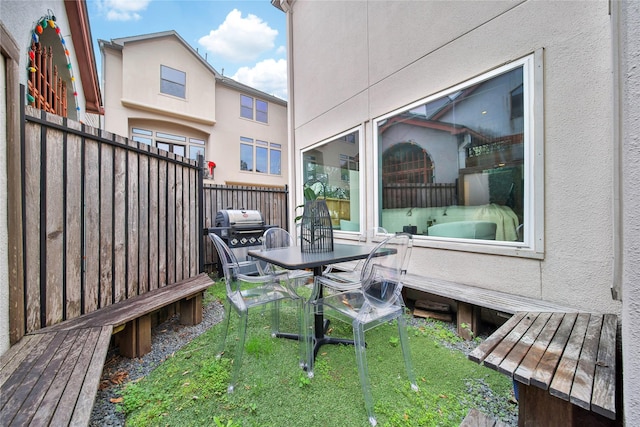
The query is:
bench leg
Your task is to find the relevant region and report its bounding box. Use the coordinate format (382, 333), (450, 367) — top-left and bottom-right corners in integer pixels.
(457, 302), (480, 340)
(180, 292), (203, 326)
(518, 383), (615, 427)
(118, 314), (152, 358)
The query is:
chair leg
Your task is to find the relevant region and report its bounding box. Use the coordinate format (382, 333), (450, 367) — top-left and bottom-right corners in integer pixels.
(216, 299), (233, 358)
(304, 300), (316, 377)
(271, 300), (281, 337)
(228, 310), (249, 393)
(353, 322), (377, 426)
(295, 298), (307, 369)
(397, 315), (419, 392)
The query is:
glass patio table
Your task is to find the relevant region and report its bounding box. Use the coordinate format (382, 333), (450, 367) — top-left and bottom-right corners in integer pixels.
(247, 243), (386, 360)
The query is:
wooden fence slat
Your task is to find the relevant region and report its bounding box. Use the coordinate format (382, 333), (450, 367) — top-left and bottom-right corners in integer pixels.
(127, 144), (139, 297)
(65, 119), (83, 318)
(100, 143), (114, 307)
(167, 160), (176, 286)
(148, 151), (159, 290)
(158, 159), (168, 288)
(45, 114), (65, 326)
(84, 139), (100, 312)
(175, 165), (184, 282)
(138, 145), (149, 294)
(113, 144), (127, 302)
(24, 112), (42, 332)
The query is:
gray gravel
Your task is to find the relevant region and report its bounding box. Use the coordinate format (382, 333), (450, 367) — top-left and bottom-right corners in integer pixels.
(89, 301), (517, 426)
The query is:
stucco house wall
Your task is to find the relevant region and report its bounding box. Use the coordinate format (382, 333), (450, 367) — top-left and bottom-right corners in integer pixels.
(283, 0), (639, 424)
(213, 80), (289, 187)
(101, 31), (288, 187)
(287, 0), (620, 314)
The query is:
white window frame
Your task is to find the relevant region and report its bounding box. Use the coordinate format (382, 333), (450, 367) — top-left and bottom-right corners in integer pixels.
(372, 52), (544, 258)
(300, 125), (365, 239)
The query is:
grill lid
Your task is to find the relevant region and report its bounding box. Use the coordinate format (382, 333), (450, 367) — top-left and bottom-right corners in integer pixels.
(216, 209), (264, 227)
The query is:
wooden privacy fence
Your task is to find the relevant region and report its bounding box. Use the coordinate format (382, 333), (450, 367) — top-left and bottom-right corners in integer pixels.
(10, 104), (201, 343)
(201, 184), (289, 272)
(382, 182), (457, 209)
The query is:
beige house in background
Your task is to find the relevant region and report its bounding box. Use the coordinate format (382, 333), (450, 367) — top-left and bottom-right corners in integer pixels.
(100, 31), (288, 187)
(276, 0), (639, 424)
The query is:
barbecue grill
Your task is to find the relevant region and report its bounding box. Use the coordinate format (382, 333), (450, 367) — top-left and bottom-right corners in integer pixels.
(211, 209), (274, 275)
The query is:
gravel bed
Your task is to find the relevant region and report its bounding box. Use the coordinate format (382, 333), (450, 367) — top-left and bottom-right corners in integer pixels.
(90, 301), (517, 426)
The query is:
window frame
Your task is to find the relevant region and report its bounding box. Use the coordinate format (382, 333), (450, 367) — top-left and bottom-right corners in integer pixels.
(372, 52), (544, 258)
(300, 125), (364, 237)
(240, 136), (282, 176)
(160, 65), (186, 99)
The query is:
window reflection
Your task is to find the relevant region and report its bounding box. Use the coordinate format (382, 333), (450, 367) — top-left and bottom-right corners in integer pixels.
(377, 66), (525, 242)
(302, 130), (360, 232)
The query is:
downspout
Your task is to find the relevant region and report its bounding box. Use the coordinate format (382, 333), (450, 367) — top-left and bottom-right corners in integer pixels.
(281, 0), (298, 234)
(610, 0), (622, 301)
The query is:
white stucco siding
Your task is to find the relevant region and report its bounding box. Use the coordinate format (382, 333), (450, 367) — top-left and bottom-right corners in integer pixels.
(291, 0), (369, 128)
(102, 45), (127, 136)
(213, 83), (288, 186)
(290, 0), (621, 314)
(120, 37), (216, 121)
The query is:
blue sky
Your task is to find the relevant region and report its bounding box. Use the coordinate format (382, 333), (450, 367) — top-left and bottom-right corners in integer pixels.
(86, 0), (288, 99)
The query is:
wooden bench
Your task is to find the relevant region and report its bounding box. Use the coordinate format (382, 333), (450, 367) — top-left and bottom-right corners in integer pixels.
(460, 408), (509, 427)
(468, 311), (618, 426)
(0, 273), (214, 426)
(401, 272), (579, 340)
(35, 272), (214, 357)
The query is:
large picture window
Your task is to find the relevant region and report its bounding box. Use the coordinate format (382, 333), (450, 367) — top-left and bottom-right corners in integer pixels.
(375, 55), (539, 250)
(301, 128), (361, 232)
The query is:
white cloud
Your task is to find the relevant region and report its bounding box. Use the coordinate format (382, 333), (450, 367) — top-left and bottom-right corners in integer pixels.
(99, 0), (150, 21)
(198, 9), (278, 63)
(232, 59), (288, 101)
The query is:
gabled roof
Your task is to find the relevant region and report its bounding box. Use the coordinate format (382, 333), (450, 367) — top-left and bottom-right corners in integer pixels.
(101, 30), (286, 106)
(65, 0), (103, 114)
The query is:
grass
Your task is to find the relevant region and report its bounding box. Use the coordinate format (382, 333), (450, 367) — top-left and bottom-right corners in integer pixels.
(119, 279), (517, 427)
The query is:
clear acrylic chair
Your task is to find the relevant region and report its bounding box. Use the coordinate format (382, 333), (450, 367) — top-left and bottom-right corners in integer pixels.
(209, 232), (304, 393)
(262, 227), (313, 366)
(318, 227), (388, 292)
(307, 233), (417, 426)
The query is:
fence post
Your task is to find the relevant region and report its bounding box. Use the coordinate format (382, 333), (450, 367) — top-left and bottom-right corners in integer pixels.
(197, 154), (204, 274)
(284, 184), (290, 231)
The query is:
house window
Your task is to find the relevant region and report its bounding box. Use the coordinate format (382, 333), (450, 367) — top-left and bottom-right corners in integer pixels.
(375, 55), (538, 250)
(240, 137), (281, 175)
(160, 65), (186, 98)
(256, 99), (268, 123)
(270, 143), (282, 175)
(240, 95), (253, 120)
(240, 95), (269, 123)
(131, 127), (205, 160)
(302, 128), (361, 232)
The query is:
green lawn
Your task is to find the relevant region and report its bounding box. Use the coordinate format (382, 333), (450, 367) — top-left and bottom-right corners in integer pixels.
(120, 282), (516, 427)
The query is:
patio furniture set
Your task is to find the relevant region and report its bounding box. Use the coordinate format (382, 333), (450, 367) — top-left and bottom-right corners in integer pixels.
(210, 212), (416, 426)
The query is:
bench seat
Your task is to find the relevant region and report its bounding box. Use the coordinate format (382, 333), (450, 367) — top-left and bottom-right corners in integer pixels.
(32, 273), (214, 358)
(0, 326), (112, 426)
